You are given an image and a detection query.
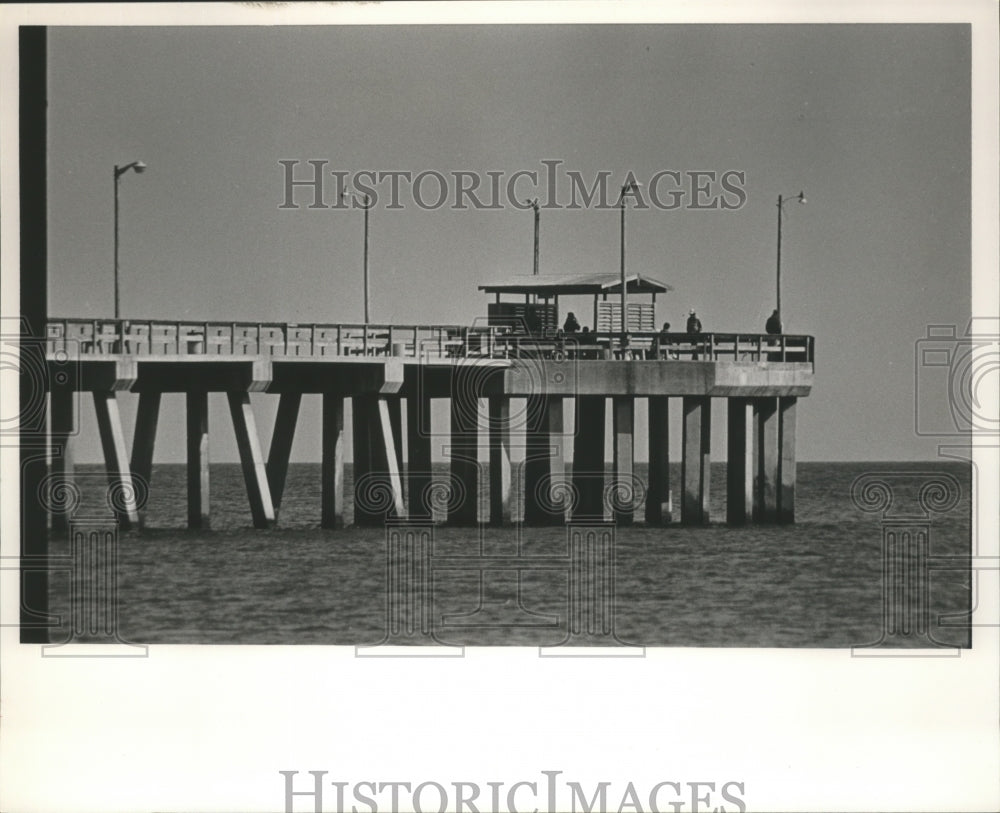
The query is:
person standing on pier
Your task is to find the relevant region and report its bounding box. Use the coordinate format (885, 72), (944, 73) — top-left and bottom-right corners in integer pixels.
(562, 311), (581, 334)
(766, 309), (783, 334)
(653, 321), (672, 359)
(765, 308), (783, 360)
(686, 309), (702, 360)
(686, 309), (702, 334)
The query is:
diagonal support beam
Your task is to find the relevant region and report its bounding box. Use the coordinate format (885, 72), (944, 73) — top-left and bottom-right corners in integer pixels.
(266, 392), (301, 517)
(130, 391), (160, 527)
(377, 397), (406, 518)
(354, 395), (404, 525)
(227, 392), (275, 529)
(93, 390), (140, 529)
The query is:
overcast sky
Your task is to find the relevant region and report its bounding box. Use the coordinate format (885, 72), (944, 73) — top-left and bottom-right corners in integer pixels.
(46, 24), (971, 462)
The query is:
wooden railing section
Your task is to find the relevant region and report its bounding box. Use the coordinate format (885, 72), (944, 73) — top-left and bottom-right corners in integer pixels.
(45, 318), (815, 364)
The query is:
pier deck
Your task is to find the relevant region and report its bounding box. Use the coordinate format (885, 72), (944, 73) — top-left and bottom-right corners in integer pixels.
(45, 318), (813, 529)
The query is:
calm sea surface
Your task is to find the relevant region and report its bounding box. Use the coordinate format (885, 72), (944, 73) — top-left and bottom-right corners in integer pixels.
(48, 461), (972, 647)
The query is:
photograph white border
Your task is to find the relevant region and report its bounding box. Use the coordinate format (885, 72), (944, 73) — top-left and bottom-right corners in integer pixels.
(2, 3), (997, 812)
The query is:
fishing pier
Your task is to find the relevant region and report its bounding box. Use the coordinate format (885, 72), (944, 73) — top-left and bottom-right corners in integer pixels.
(44, 274), (814, 531)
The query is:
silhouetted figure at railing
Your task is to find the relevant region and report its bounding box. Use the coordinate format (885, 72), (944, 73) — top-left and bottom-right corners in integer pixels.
(686, 310), (702, 335)
(686, 311), (702, 359)
(765, 309), (783, 360)
(653, 321), (672, 360)
(562, 312), (580, 334)
(766, 309), (782, 335)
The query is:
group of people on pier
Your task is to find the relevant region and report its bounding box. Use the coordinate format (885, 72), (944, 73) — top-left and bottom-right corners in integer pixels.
(560, 307), (782, 337)
(553, 306), (784, 361)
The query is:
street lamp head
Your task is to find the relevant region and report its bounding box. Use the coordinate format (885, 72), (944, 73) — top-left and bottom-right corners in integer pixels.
(116, 160), (147, 177)
(797, 190), (806, 204)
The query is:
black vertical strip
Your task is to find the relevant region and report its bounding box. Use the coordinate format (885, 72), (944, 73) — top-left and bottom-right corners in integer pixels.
(20, 26), (49, 643)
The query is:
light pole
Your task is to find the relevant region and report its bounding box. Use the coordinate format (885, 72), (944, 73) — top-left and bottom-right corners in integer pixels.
(113, 160), (146, 320)
(619, 181), (641, 344)
(344, 189), (372, 324)
(776, 190), (806, 320)
(362, 192), (371, 325)
(528, 198), (539, 277)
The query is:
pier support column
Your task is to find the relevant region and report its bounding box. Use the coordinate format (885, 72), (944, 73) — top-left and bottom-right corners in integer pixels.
(129, 392), (160, 528)
(524, 396), (565, 525)
(726, 397), (754, 525)
(645, 396), (670, 525)
(266, 392), (300, 518)
(778, 396), (797, 523)
(227, 392), (275, 529)
(611, 397), (634, 526)
(386, 396), (404, 503)
(407, 394), (432, 520)
(93, 391), (140, 529)
(352, 398), (371, 524)
(488, 396), (512, 526)
(681, 396), (711, 525)
(447, 389), (480, 526)
(377, 398), (405, 519)
(572, 396), (606, 521)
(186, 391), (210, 529)
(757, 397), (780, 523)
(50, 387), (76, 535)
(353, 395), (404, 526)
(321, 395), (345, 528)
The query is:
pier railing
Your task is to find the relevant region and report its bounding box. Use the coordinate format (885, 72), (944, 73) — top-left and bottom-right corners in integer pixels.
(45, 318), (814, 364)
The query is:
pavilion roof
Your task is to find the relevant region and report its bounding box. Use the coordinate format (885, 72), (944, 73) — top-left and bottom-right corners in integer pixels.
(478, 273), (672, 296)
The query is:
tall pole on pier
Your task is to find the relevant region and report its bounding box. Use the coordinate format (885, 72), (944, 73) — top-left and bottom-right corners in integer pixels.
(363, 192), (371, 325)
(530, 198), (539, 276)
(618, 181), (640, 345)
(113, 160), (146, 320)
(776, 190), (806, 321)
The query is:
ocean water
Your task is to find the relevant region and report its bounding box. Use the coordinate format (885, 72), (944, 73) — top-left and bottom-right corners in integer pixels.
(47, 461), (972, 648)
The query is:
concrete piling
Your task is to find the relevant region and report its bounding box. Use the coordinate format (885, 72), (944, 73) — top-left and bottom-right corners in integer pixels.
(185, 390), (210, 529)
(726, 397), (754, 525)
(572, 396), (606, 521)
(681, 396), (711, 524)
(645, 395), (670, 525)
(44, 335), (808, 530)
